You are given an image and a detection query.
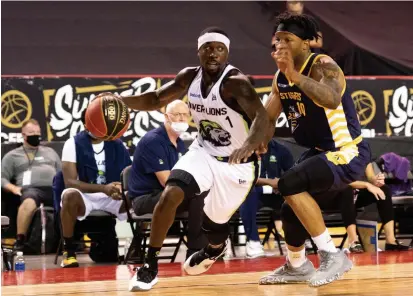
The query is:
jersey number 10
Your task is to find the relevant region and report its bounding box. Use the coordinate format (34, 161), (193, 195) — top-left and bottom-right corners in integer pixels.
(296, 102), (306, 116)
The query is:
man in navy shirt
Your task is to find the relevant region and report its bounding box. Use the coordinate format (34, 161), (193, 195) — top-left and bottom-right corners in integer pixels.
(128, 100), (207, 259)
(238, 138), (294, 258)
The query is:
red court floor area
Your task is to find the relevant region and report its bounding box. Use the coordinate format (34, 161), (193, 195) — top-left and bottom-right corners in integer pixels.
(2, 251), (413, 286)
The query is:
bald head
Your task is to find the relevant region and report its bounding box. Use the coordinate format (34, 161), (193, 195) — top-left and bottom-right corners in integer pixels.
(164, 100), (191, 136)
(166, 100), (189, 114)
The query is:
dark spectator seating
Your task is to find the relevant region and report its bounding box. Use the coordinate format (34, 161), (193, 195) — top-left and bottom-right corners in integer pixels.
(2, 136), (413, 255)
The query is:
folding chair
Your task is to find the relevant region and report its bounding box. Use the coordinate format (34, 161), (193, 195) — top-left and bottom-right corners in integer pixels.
(228, 207), (284, 257)
(260, 207), (284, 255)
(1, 216), (13, 271)
(54, 210), (120, 265)
(121, 165), (187, 264)
(380, 195), (413, 243)
(37, 204), (55, 255)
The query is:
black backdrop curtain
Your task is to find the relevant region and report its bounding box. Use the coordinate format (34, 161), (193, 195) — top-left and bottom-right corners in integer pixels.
(2, 1), (412, 75)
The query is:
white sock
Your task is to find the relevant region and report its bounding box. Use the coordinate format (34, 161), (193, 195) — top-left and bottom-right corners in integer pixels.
(287, 248), (306, 268)
(311, 229), (337, 253)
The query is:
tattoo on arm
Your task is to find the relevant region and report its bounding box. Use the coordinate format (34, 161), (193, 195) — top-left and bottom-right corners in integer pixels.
(295, 62), (343, 109)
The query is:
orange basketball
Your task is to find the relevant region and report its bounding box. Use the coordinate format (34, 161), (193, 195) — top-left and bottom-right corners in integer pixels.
(85, 93), (130, 141)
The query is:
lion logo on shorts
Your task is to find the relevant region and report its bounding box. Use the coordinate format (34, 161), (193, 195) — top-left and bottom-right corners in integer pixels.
(199, 120), (231, 146)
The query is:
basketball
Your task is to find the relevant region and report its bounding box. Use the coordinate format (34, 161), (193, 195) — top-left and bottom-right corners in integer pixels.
(85, 93), (130, 141)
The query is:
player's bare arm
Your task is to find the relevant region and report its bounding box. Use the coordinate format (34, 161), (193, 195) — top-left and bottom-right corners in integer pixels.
(122, 67), (198, 111)
(264, 74), (283, 145)
(224, 74), (270, 163)
(273, 46), (344, 109)
(62, 161), (120, 198)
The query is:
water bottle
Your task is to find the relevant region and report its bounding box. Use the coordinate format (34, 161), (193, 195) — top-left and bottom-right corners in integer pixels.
(14, 251), (25, 272)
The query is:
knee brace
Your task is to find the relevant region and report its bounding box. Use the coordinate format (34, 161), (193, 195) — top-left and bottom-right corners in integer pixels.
(202, 212), (229, 245)
(278, 168), (308, 197)
(278, 156), (334, 196)
(167, 169), (201, 199)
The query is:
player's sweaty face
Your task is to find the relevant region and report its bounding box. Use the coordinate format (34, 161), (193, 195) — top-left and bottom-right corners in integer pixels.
(198, 41), (228, 73)
(274, 32), (303, 59)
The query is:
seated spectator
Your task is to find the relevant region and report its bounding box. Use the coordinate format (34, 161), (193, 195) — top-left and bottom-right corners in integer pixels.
(376, 153), (412, 196)
(59, 111), (131, 267)
(285, 1), (323, 49)
(128, 100), (207, 259)
(337, 163), (410, 252)
(239, 138), (294, 258)
(1, 119), (61, 251)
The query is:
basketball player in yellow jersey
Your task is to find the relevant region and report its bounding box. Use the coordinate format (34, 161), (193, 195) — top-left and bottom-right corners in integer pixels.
(259, 13), (371, 287)
(120, 27), (269, 291)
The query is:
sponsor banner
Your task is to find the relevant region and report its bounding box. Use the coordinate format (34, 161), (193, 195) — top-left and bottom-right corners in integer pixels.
(1, 76), (412, 146)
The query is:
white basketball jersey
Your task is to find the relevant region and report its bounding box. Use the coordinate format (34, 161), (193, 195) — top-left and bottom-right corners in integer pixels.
(187, 64), (250, 157)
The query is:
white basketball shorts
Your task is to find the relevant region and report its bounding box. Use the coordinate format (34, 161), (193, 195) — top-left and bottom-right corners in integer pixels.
(172, 144), (259, 224)
(60, 188), (127, 221)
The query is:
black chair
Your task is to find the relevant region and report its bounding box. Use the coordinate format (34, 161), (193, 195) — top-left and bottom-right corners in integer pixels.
(120, 166), (188, 264)
(378, 195), (413, 244)
(1, 216), (13, 271)
(54, 209), (120, 265)
(228, 207), (284, 257)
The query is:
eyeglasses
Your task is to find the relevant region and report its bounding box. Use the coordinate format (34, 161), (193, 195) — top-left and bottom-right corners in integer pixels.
(167, 112), (191, 119)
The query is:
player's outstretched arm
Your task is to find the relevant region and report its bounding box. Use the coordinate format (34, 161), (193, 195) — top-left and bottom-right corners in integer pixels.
(225, 75), (270, 164)
(263, 75), (283, 145)
(291, 56), (344, 109)
(121, 67), (198, 111)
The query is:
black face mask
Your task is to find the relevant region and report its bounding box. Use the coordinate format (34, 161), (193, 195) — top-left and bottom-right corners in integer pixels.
(26, 135), (41, 147)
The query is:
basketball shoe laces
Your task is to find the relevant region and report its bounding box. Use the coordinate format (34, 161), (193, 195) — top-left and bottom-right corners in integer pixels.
(135, 264), (157, 283)
(317, 251), (335, 272)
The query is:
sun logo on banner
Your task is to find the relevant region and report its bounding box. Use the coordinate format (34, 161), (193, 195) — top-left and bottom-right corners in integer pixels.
(1, 90), (33, 128)
(351, 90), (376, 126)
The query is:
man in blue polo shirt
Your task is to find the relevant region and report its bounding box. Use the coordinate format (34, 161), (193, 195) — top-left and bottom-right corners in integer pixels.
(128, 100), (207, 259)
(238, 138), (294, 258)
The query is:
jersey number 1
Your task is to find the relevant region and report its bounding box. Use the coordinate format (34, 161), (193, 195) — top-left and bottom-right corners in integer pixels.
(225, 116), (234, 128)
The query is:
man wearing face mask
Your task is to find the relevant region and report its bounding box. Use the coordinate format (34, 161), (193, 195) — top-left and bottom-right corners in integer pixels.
(1, 119), (61, 251)
(128, 100), (207, 259)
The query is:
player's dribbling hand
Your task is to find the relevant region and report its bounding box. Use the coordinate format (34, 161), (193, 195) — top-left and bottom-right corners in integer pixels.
(271, 44), (297, 82)
(104, 182), (122, 200)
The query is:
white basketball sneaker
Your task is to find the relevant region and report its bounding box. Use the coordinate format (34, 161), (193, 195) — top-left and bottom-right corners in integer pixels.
(246, 240), (265, 259)
(128, 264), (159, 291)
(184, 244), (227, 275)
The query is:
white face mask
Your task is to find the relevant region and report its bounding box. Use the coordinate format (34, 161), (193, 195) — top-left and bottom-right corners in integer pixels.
(170, 122), (189, 135)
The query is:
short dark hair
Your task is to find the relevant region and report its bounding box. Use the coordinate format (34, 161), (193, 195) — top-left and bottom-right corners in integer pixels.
(22, 119), (40, 129)
(273, 12), (320, 41)
(199, 26), (229, 38)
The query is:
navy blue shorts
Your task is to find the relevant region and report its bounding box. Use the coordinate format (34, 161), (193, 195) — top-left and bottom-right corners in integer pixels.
(296, 139), (371, 191)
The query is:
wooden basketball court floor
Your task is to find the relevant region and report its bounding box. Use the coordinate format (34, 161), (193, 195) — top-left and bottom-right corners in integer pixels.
(2, 251), (413, 296)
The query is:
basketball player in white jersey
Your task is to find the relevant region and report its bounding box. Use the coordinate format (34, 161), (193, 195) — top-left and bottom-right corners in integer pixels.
(120, 27), (269, 291)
